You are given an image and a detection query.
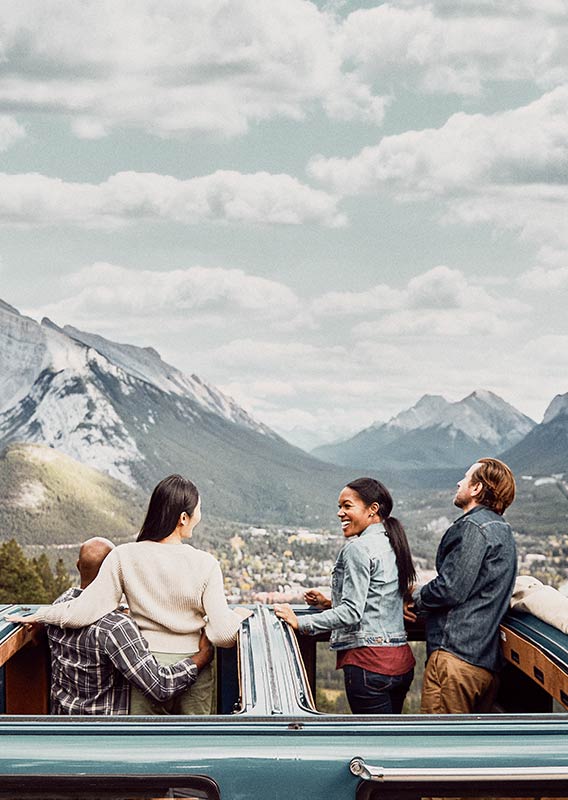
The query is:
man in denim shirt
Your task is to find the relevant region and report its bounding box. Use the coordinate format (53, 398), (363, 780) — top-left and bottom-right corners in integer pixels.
(411, 458), (517, 714)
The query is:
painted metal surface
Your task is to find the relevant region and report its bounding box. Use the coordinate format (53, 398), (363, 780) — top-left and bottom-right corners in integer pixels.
(1, 715), (568, 799)
(1, 603), (568, 799)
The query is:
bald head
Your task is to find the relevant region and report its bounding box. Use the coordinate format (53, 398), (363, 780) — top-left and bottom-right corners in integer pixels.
(77, 537), (115, 588)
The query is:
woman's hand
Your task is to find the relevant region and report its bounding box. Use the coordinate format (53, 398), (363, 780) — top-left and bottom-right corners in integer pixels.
(273, 603), (299, 630)
(403, 598), (417, 623)
(304, 590), (331, 609)
(3, 613), (40, 629)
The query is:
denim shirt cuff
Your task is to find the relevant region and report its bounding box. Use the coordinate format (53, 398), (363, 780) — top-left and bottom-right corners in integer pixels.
(297, 617), (313, 635)
(412, 586), (423, 610)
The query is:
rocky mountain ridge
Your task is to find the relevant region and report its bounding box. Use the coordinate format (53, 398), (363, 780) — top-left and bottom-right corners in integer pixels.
(1, 298), (566, 509)
(313, 390), (537, 472)
(0, 299), (347, 523)
(502, 392), (568, 475)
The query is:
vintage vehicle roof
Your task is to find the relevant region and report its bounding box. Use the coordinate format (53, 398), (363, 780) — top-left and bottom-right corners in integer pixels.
(1, 602), (568, 799)
(1, 713), (568, 798)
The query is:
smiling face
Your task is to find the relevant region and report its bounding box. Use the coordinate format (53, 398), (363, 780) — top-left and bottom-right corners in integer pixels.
(337, 486), (378, 538)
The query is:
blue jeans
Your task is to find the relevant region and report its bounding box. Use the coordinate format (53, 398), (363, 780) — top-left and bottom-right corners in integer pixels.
(343, 665), (414, 714)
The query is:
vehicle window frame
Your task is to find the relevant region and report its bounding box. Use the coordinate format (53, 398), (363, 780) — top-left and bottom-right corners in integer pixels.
(356, 778), (568, 800)
(0, 774), (220, 800)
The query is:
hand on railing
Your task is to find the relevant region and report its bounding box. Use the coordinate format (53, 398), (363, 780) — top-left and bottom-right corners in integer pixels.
(3, 613), (40, 629)
(274, 603), (299, 630)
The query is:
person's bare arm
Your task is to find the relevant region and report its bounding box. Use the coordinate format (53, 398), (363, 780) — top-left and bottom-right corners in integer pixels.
(191, 630), (214, 672)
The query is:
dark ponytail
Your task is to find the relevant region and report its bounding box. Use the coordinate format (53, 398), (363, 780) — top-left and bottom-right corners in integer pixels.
(346, 477), (416, 596)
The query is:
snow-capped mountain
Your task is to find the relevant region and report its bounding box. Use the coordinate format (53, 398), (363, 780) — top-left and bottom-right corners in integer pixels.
(58, 322), (273, 436)
(0, 303), (274, 487)
(503, 392), (568, 475)
(0, 300), (49, 412)
(0, 305), (273, 436)
(0, 300), (345, 523)
(438, 390), (535, 451)
(385, 394), (450, 434)
(542, 393), (568, 426)
(313, 390), (536, 471)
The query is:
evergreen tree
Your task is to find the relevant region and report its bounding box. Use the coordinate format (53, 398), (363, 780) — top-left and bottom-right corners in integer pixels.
(32, 553), (72, 601)
(32, 553), (56, 600)
(53, 558), (73, 599)
(0, 539), (48, 604)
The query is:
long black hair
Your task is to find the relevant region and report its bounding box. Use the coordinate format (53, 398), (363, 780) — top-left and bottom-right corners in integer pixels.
(346, 477), (416, 596)
(137, 474), (199, 542)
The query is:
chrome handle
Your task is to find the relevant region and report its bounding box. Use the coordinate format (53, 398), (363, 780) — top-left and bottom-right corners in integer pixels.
(349, 758), (568, 782)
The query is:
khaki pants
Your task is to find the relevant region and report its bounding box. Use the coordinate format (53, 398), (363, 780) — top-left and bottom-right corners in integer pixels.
(129, 651), (214, 716)
(421, 649), (498, 714)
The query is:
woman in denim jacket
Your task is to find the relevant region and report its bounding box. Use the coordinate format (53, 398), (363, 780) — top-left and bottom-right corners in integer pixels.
(275, 478), (416, 714)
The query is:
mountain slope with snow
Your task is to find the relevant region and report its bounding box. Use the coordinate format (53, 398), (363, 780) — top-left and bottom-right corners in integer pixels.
(59, 322), (274, 436)
(0, 299), (347, 523)
(503, 392), (568, 475)
(313, 390), (536, 471)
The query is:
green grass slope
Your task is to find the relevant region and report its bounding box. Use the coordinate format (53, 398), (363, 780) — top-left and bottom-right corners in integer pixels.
(0, 442), (145, 546)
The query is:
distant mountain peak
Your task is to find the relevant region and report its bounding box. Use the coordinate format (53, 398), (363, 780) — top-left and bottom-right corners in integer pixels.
(465, 389), (496, 402)
(542, 392), (568, 425)
(418, 393), (447, 403)
(502, 391), (568, 475)
(0, 302), (275, 441)
(313, 388), (537, 472)
(461, 388), (519, 409)
(387, 393), (450, 432)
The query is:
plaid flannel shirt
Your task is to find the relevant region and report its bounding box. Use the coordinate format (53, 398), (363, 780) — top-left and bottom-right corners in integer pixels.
(47, 588), (198, 714)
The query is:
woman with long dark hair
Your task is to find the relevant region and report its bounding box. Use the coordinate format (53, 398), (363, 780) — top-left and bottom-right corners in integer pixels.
(14, 474), (250, 715)
(275, 477), (416, 714)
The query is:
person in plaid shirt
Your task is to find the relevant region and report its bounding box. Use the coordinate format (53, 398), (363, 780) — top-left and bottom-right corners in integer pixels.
(48, 537), (213, 715)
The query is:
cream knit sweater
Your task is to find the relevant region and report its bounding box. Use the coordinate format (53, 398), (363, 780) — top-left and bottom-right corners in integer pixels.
(34, 541), (244, 653)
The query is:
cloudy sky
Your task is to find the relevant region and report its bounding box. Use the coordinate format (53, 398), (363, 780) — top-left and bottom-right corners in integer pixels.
(1, 0), (567, 448)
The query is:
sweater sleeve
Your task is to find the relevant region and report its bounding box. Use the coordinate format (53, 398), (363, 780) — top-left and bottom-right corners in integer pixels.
(33, 549), (124, 627)
(202, 560), (244, 647)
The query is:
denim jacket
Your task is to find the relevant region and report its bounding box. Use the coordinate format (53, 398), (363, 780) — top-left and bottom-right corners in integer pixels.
(298, 526), (408, 651)
(413, 505), (517, 672)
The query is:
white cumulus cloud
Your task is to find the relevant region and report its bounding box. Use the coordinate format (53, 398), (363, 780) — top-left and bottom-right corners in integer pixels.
(309, 87), (568, 198)
(339, 3), (566, 97)
(0, 170), (344, 228)
(447, 184), (568, 252)
(351, 266), (529, 338)
(28, 262), (301, 329)
(520, 264), (568, 290)
(0, 0), (387, 137)
(312, 265), (529, 339)
(211, 339), (347, 373)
